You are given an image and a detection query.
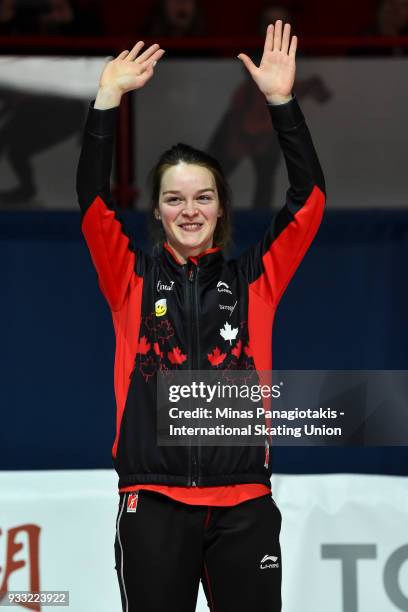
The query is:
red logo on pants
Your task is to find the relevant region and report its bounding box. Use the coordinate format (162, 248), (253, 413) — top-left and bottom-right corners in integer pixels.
(127, 493), (139, 513)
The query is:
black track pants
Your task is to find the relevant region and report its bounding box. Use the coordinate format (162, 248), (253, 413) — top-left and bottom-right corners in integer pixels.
(114, 489), (282, 611)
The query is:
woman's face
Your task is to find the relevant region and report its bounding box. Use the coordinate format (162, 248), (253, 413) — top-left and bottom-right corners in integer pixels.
(156, 162), (223, 262)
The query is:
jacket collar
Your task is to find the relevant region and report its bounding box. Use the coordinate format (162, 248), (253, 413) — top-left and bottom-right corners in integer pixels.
(161, 241), (224, 272)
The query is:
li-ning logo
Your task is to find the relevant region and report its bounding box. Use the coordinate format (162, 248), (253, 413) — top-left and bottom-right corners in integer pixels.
(127, 493), (139, 513)
(157, 280), (174, 292)
(218, 300), (237, 317)
(217, 281), (232, 295)
(260, 554), (279, 569)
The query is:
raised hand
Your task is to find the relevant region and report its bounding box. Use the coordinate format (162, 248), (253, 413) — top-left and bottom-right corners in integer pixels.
(237, 20), (297, 104)
(95, 41), (165, 109)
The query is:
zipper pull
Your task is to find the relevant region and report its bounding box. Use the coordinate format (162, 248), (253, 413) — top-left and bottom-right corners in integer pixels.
(188, 265), (195, 282)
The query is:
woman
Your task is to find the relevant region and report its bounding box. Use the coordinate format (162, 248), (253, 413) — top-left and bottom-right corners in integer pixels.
(76, 20), (325, 612)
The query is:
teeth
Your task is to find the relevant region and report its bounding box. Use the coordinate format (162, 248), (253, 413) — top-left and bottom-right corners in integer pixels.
(180, 223), (202, 230)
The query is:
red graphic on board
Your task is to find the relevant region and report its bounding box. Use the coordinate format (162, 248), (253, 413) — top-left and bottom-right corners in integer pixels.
(0, 524), (41, 610)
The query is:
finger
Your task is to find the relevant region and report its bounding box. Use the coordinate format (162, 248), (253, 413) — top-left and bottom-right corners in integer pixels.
(237, 53), (257, 77)
(263, 23), (274, 54)
(117, 50), (130, 60)
(273, 19), (283, 51)
(127, 40), (145, 61)
(140, 48), (165, 71)
(289, 35), (297, 58)
(281, 22), (291, 55)
(137, 43), (161, 63)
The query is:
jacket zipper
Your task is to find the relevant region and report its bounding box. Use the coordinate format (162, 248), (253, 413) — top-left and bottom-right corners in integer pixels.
(187, 261), (200, 486)
(194, 265), (201, 485)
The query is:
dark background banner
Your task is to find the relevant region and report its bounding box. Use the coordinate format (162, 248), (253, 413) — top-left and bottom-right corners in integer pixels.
(1, 209), (407, 473)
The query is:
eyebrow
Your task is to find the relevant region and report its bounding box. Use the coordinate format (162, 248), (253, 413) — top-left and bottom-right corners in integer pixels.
(162, 188), (215, 195)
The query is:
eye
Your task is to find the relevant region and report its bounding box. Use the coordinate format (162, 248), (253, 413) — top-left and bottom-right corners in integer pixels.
(198, 195), (212, 201)
(166, 197), (181, 203)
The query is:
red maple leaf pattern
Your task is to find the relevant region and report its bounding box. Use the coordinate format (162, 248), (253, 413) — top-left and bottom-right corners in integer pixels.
(231, 340), (242, 359)
(157, 320), (175, 342)
(137, 336), (151, 355)
(207, 347), (227, 366)
(168, 346), (187, 365)
(139, 356), (157, 382)
(244, 343), (252, 357)
(144, 313), (157, 331)
(153, 342), (163, 358)
(159, 362), (175, 380)
(134, 317), (256, 381)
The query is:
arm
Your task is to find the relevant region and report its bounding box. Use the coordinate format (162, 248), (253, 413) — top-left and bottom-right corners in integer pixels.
(236, 21), (326, 305)
(76, 42), (165, 311)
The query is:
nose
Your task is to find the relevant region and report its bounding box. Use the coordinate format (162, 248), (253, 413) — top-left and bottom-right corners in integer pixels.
(181, 201), (199, 217)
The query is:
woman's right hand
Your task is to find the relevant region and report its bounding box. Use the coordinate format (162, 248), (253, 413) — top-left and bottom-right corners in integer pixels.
(95, 41), (165, 109)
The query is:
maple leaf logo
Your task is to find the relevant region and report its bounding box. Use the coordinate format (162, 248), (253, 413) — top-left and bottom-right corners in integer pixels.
(168, 346), (187, 365)
(137, 336), (151, 355)
(220, 322), (238, 345)
(207, 347), (227, 366)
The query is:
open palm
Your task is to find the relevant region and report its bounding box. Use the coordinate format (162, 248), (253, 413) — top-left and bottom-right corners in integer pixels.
(99, 41), (165, 94)
(238, 20), (297, 101)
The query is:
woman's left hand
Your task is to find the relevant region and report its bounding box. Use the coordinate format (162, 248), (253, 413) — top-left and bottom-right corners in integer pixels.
(237, 20), (297, 104)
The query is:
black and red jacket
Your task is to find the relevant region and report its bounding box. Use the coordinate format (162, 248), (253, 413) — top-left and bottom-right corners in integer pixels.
(76, 95), (326, 489)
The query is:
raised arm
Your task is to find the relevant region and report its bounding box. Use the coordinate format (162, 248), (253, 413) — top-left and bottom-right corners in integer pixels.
(76, 42), (165, 311)
(236, 21), (326, 305)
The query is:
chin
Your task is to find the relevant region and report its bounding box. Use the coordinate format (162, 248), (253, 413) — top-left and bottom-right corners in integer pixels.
(175, 229), (210, 248)
(180, 238), (206, 251)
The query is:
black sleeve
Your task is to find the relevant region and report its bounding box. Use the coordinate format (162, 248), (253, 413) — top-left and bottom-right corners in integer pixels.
(76, 101), (149, 312)
(235, 94), (326, 306)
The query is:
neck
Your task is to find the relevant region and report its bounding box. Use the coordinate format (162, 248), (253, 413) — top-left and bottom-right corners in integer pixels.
(165, 239), (214, 264)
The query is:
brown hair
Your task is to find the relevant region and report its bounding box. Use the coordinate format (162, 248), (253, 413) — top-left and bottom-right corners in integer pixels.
(146, 142), (233, 254)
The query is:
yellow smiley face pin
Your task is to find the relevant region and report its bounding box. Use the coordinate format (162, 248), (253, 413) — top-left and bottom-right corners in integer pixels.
(155, 298), (167, 317)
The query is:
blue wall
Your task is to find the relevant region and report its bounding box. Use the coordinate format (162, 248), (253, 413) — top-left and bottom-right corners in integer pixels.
(1, 210), (408, 474)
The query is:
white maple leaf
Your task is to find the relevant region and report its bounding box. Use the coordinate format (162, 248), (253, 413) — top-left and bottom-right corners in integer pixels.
(220, 322), (238, 345)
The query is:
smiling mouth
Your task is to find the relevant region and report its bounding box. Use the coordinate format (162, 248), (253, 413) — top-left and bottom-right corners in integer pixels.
(178, 223), (203, 232)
